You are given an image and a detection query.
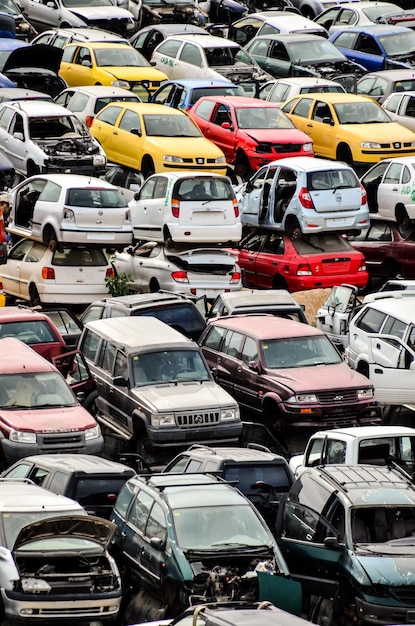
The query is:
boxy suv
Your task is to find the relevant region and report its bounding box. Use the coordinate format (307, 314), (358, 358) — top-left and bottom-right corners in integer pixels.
(0, 480), (121, 624)
(277, 464), (415, 625)
(111, 472), (301, 624)
(78, 316), (241, 464)
(206, 289), (307, 324)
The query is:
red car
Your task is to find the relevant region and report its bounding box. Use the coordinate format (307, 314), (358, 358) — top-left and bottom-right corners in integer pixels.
(230, 231), (368, 292)
(188, 96), (314, 177)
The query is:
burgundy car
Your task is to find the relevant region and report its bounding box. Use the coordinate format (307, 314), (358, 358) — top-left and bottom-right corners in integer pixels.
(199, 315), (381, 451)
(188, 96), (314, 177)
(229, 231), (368, 292)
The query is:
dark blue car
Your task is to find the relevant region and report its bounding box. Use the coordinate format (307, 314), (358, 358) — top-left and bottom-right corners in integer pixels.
(329, 24), (415, 72)
(151, 78), (244, 111)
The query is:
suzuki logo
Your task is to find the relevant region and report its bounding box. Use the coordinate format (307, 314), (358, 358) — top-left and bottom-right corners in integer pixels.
(194, 415), (204, 424)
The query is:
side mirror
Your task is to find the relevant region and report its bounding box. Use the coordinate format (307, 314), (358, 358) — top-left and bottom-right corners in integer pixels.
(133, 191), (140, 201)
(322, 117), (334, 126)
(150, 537), (165, 551)
(13, 132), (24, 141)
(222, 122), (232, 130)
(249, 360), (260, 373)
(130, 128), (141, 136)
(211, 366), (219, 382)
(150, 60), (157, 66)
(113, 375), (129, 387)
(324, 536), (343, 550)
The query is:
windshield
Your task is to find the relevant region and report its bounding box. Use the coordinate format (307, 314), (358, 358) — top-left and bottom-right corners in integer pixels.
(143, 114), (201, 137)
(0, 0), (20, 15)
(95, 47), (149, 68)
(29, 115), (87, 139)
(62, 0), (114, 7)
(351, 506), (415, 550)
(132, 349), (211, 385)
(334, 100), (392, 124)
(236, 106), (294, 129)
(173, 503), (272, 549)
(379, 31), (415, 56)
(287, 39), (345, 63)
(0, 372), (77, 408)
(261, 335), (342, 369)
(2, 509), (84, 548)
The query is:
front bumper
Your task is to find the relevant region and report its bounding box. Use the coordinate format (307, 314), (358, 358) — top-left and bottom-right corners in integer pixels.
(356, 595), (415, 625)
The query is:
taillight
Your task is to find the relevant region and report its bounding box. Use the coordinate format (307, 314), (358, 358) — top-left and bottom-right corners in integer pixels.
(296, 263), (313, 276)
(42, 267), (55, 279)
(360, 183), (367, 206)
(172, 199), (180, 218)
(230, 271), (241, 284)
(298, 187), (314, 209)
(105, 268), (115, 279)
(85, 115), (94, 128)
(171, 271), (188, 283)
(232, 198), (239, 217)
(358, 259), (366, 272)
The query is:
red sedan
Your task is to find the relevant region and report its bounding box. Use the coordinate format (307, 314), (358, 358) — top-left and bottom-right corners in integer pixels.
(188, 96), (314, 177)
(230, 231), (368, 292)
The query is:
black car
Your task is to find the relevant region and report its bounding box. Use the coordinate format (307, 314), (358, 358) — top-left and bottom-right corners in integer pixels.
(244, 33), (365, 91)
(2, 44), (66, 97)
(1, 454), (136, 518)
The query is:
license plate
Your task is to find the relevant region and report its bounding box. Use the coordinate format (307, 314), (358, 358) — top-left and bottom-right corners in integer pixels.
(326, 217), (354, 228)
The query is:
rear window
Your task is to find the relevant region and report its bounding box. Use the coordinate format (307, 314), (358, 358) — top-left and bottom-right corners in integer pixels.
(174, 177), (234, 201)
(67, 187), (127, 208)
(74, 477), (132, 507)
(224, 464), (292, 492)
(94, 95), (139, 115)
(52, 246), (108, 267)
(138, 304), (205, 336)
(0, 320), (58, 344)
(190, 86), (243, 105)
(293, 233), (354, 254)
(307, 169), (358, 190)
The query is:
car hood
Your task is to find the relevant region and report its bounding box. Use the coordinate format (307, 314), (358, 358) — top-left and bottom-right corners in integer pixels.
(296, 58), (365, 77)
(263, 361), (370, 393)
(132, 380), (235, 411)
(3, 44), (63, 74)
(357, 552), (415, 586)
(101, 66), (167, 82)
(13, 515), (115, 551)
(145, 136), (224, 159)
(242, 128), (310, 144)
(0, 406), (97, 431)
(338, 121), (415, 143)
(70, 5), (134, 19)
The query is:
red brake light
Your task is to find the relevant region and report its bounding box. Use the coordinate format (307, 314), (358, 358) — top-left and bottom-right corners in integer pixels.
(359, 258), (367, 272)
(296, 263), (313, 276)
(42, 267), (55, 279)
(230, 271), (241, 284)
(85, 115), (94, 128)
(232, 198), (239, 217)
(105, 268), (115, 279)
(172, 199), (180, 218)
(298, 187), (314, 209)
(171, 271), (188, 283)
(360, 183), (367, 206)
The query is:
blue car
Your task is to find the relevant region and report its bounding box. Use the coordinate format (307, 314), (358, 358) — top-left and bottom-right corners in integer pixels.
(329, 24), (415, 72)
(151, 78), (244, 111)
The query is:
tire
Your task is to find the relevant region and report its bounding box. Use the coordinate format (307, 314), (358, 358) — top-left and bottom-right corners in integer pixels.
(29, 284), (41, 307)
(272, 275), (288, 290)
(42, 225), (58, 250)
(135, 430), (157, 465)
(336, 144), (353, 168)
(302, 6), (315, 18)
(141, 156), (155, 179)
(234, 151), (251, 180)
(262, 400), (287, 449)
(285, 215), (301, 237)
(308, 595), (335, 626)
(395, 204), (410, 227)
(83, 390), (99, 417)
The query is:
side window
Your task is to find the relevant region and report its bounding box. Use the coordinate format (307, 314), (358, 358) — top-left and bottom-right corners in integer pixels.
(39, 181), (61, 202)
(155, 39), (182, 59)
(145, 502), (167, 541)
(179, 43), (202, 67)
(0, 106), (13, 131)
(240, 335), (258, 365)
(283, 501), (320, 542)
(326, 439), (346, 464)
(200, 325), (226, 350)
(268, 83), (290, 104)
(304, 438), (324, 467)
(354, 307), (387, 333)
(114, 351), (128, 378)
(118, 109), (141, 134)
(262, 234), (284, 254)
(139, 178), (157, 200)
(153, 177), (168, 199)
(97, 339), (117, 373)
(96, 106), (122, 126)
(383, 162), (403, 184)
(333, 31), (357, 49)
(128, 490), (154, 530)
(355, 33), (381, 55)
(61, 45), (77, 63)
(75, 46), (91, 65)
(193, 99), (216, 121)
(366, 222), (391, 242)
(222, 330), (244, 359)
(165, 456), (190, 473)
(383, 94), (402, 114)
(28, 467), (49, 486)
(10, 113), (24, 137)
(80, 329), (101, 361)
(325, 501), (346, 542)
(291, 98), (313, 118)
(403, 166), (411, 184)
(382, 316), (407, 340)
(114, 481), (138, 518)
(212, 104), (232, 127)
(270, 42), (290, 61)
(312, 102), (332, 123)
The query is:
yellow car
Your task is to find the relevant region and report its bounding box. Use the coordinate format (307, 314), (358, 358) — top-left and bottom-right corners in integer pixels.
(281, 92), (415, 168)
(59, 42), (168, 101)
(90, 102), (227, 177)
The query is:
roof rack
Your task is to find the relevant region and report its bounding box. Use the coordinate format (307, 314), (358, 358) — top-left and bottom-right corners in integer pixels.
(316, 464), (415, 495)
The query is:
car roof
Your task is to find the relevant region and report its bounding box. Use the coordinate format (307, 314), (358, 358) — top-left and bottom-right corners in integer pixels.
(40, 27), (127, 41)
(253, 11), (327, 28)
(265, 155), (354, 170)
(91, 292), (197, 308)
(208, 315), (322, 339)
(286, 92), (373, 103)
(195, 96), (281, 107)
(252, 32), (329, 42)
(332, 23), (411, 34)
(360, 293), (415, 318)
(0, 337), (56, 373)
(136, 23), (208, 35)
(4, 100), (74, 116)
(0, 481), (84, 510)
(176, 604), (312, 626)
(98, 101), (185, 115)
(358, 69), (415, 80)
(11, 454), (136, 474)
(162, 34), (240, 47)
(216, 289), (300, 308)
(63, 41), (132, 50)
(0, 306), (57, 322)
(18, 173), (119, 188)
(385, 90), (415, 97)
(324, 1), (398, 7)
(59, 85), (138, 97)
(274, 77), (343, 86)
(144, 171), (228, 181)
(179, 444), (286, 463)
(310, 425), (415, 439)
(158, 78), (237, 88)
(0, 87), (53, 100)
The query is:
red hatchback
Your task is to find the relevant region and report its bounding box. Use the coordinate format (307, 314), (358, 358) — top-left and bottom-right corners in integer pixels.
(230, 231), (368, 292)
(188, 96), (314, 176)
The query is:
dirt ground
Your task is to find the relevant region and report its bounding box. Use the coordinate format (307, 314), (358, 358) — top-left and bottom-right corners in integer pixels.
(292, 288), (332, 325)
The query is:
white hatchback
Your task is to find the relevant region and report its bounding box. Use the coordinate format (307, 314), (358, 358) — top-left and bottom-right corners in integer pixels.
(129, 172), (241, 244)
(7, 173), (132, 248)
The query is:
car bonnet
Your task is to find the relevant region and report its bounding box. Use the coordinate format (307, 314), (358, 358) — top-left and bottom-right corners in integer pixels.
(2, 44), (63, 74)
(12, 515), (116, 550)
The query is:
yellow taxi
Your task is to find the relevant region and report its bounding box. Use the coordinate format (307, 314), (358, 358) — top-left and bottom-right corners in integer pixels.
(59, 42), (168, 101)
(90, 102), (227, 177)
(281, 92), (415, 168)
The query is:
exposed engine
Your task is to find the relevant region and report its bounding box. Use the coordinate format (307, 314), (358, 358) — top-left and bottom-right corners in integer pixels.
(40, 137), (101, 156)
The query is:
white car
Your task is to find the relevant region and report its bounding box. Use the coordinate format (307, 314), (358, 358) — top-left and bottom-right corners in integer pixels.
(112, 241), (242, 298)
(129, 172), (242, 244)
(314, 1), (403, 34)
(263, 76), (345, 105)
(31, 26), (129, 47)
(55, 85), (141, 127)
(237, 156), (369, 235)
(151, 34), (271, 94)
(7, 174), (132, 248)
(360, 156), (415, 224)
(382, 90), (415, 133)
(1, 239), (114, 305)
(0, 100), (106, 178)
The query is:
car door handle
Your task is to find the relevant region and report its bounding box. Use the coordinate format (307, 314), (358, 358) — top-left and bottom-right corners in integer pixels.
(392, 187), (398, 191)
(248, 257), (255, 262)
(237, 366), (242, 372)
(307, 123), (313, 127)
(272, 262), (278, 266)
(374, 368), (383, 374)
(113, 131), (118, 135)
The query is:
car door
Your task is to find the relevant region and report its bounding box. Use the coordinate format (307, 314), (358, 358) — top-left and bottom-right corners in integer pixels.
(1, 239), (40, 299)
(397, 94), (415, 132)
(344, 32), (383, 72)
(174, 42), (204, 79)
(130, 176), (167, 241)
(360, 161), (390, 214)
(233, 334), (263, 415)
(4, 110), (28, 172)
(115, 108), (144, 170)
(26, 0), (61, 30)
(92, 105), (124, 163)
(236, 231), (267, 288)
(252, 232), (286, 289)
(203, 102), (235, 161)
(239, 165), (279, 226)
(61, 46), (94, 88)
(283, 96), (314, 137)
(367, 334), (415, 404)
(308, 100), (335, 158)
(376, 161), (404, 220)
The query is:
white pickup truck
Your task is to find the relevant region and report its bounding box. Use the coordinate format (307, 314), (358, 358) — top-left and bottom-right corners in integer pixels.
(289, 425), (415, 477)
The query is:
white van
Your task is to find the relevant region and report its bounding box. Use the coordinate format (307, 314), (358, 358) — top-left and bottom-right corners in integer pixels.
(129, 171), (242, 244)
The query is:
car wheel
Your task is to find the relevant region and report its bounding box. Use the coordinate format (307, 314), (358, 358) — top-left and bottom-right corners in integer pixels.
(83, 391), (99, 417)
(308, 595), (335, 626)
(285, 215), (301, 238)
(262, 400), (287, 448)
(302, 5), (315, 18)
(135, 429), (157, 464)
(272, 274), (288, 290)
(42, 225), (58, 251)
(29, 284), (41, 307)
(395, 204), (410, 227)
(234, 151), (251, 181)
(149, 278), (160, 292)
(141, 156), (155, 179)
(336, 144), (354, 168)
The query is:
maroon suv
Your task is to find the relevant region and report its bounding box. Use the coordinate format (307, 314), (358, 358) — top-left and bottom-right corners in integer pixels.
(199, 315), (381, 450)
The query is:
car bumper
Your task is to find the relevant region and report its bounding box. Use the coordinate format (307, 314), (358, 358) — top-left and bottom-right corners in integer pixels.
(147, 422), (242, 445)
(279, 401), (382, 429)
(60, 227), (132, 246)
(356, 595), (415, 625)
(355, 148), (415, 165)
(34, 284), (110, 305)
(280, 271), (369, 292)
(164, 224), (242, 244)
(246, 150), (314, 170)
(1, 435), (104, 465)
(298, 212), (370, 234)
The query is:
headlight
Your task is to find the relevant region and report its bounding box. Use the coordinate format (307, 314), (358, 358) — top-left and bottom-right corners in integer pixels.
(303, 142), (313, 152)
(361, 142), (381, 149)
(151, 413), (175, 427)
(286, 394), (318, 403)
(85, 424), (101, 440)
(215, 155), (226, 164)
(93, 154), (106, 165)
(220, 406), (240, 421)
(357, 388), (374, 399)
(63, 208), (75, 222)
(111, 80), (130, 89)
(22, 578), (51, 593)
(164, 155), (184, 163)
(9, 429), (36, 443)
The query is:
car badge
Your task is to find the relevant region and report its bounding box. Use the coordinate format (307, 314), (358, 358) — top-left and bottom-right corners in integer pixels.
(394, 142), (401, 149)
(196, 158), (204, 164)
(315, 265), (320, 273)
(335, 192), (342, 204)
(194, 415), (203, 424)
(333, 395), (344, 401)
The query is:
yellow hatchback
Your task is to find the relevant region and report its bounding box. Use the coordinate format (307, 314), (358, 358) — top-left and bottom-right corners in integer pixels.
(281, 92), (415, 168)
(59, 42), (168, 101)
(90, 102), (227, 177)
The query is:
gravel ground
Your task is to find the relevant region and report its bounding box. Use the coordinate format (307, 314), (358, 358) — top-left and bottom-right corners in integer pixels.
(292, 288), (332, 325)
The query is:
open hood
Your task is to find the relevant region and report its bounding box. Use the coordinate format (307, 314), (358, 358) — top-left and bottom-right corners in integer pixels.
(13, 515), (116, 550)
(3, 43), (63, 74)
